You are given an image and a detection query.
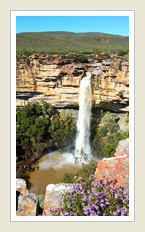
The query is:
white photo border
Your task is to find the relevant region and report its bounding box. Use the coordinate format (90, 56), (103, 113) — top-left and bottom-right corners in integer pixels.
(11, 10), (134, 222)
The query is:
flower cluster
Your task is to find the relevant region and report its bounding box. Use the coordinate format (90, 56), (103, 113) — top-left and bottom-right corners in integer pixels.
(48, 175), (129, 216)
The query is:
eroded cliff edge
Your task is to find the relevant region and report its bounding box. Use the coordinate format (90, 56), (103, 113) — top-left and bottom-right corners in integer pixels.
(16, 53), (129, 112)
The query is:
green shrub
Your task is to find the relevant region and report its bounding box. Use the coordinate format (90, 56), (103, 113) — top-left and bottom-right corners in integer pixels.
(104, 53), (111, 59)
(117, 50), (128, 56)
(61, 173), (74, 183)
(16, 112), (28, 125)
(76, 161), (96, 183)
(98, 126), (108, 137)
(100, 112), (119, 133)
(35, 117), (50, 129)
(104, 143), (116, 158)
(76, 54), (88, 63)
(38, 194), (45, 209)
(107, 134), (115, 143)
(61, 160), (96, 184)
(41, 100), (58, 116)
(123, 131), (129, 139)
(104, 132), (125, 158)
(124, 113), (129, 123)
(93, 49), (102, 55)
(113, 132), (124, 141)
(23, 51), (33, 56)
(66, 54), (88, 63)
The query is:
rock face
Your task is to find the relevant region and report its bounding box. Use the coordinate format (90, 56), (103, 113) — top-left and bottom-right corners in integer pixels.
(16, 195), (37, 216)
(16, 178), (27, 190)
(43, 183), (72, 216)
(16, 54), (129, 112)
(96, 139), (129, 189)
(16, 178), (38, 216)
(115, 138), (129, 157)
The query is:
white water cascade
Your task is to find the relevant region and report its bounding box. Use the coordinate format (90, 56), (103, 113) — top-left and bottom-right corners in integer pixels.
(75, 72), (92, 164)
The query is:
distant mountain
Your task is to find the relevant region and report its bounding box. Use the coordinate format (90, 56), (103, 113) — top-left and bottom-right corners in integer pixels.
(16, 31), (129, 54)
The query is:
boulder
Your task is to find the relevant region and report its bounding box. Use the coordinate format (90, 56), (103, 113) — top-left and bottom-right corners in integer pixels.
(16, 178), (28, 196)
(16, 195), (37, 216)
(16, 178), (38, 216)
(43, 183), (72, 216)
(16, 178), (26, 189)
(96, 139), (129, 189)
(115, 138), (129, 157)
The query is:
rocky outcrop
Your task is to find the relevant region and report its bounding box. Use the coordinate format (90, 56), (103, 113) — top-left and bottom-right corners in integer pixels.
(96, 139), (129, 189)
(16, 54), (129, 112)
(43, 183), (72, 216)
(16, 178), (27, 191)
(115, 138), (129, 157)
(16, 178), (38, 216)
(16, 181), (72, 216)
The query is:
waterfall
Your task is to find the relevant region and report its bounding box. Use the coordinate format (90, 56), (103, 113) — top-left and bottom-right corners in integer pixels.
(75, 72), (92, 164)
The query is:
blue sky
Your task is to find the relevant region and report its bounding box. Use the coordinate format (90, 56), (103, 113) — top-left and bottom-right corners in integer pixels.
(16, 16), (129, 36)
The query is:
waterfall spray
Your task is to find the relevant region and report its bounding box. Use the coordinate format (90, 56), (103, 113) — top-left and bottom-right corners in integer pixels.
(75, 72), (92, 164)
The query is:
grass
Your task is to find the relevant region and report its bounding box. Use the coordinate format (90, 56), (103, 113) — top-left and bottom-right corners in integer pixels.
(16, 31), (129, 54)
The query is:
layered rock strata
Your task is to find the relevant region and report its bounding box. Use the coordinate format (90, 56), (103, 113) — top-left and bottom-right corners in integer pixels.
(16, 54), (129, 112)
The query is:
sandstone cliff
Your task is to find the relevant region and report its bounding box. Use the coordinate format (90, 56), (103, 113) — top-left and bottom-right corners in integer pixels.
(16, 54), (129, 112)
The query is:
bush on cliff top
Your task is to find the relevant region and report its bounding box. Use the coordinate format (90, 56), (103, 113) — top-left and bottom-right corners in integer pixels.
(48, 176), (129, 216)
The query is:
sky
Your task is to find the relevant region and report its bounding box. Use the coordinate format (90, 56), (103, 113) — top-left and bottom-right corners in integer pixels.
(16, 16), (129, 36)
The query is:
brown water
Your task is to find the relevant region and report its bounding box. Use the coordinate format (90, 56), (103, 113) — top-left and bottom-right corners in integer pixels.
(28, 151), (80, 194)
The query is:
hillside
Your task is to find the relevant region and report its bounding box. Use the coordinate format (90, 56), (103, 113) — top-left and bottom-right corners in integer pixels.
(16, 31), (129, 54)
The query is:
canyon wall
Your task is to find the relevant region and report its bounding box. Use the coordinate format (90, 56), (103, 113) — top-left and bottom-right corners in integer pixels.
(16, 54), (129, 112)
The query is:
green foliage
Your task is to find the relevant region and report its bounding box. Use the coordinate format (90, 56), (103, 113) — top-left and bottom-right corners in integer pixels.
(117, 50), (128, 56)
(16, 112), (28, 125)
(104, 53), (111, 59)
(122, 131), (129, 139)
(124, 113), (129, 123)
(18, 102), (43, 118)
(41, 100), (57, 116)
(103, 143), (117, 158)
(93, 49), (102, 55)
(104, 132), (125, 158)
(95, 111), (129, 158)
(61, 173), (74, 183)
(66, 54), (88, 63)
(23, 51), (33, 56)
(35, 117), (50, 129)
(28, 125), (46, 143)
(76, 54), (88, 63)
(98, 126), (108, 137)
(61, 160), (96, 184)
(100, 112), (119, 134)
(16, 101), (76, 166)
(38, 194), (45, 209)
(49, 116), (61, 132)
(76, 161), (96, 183)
